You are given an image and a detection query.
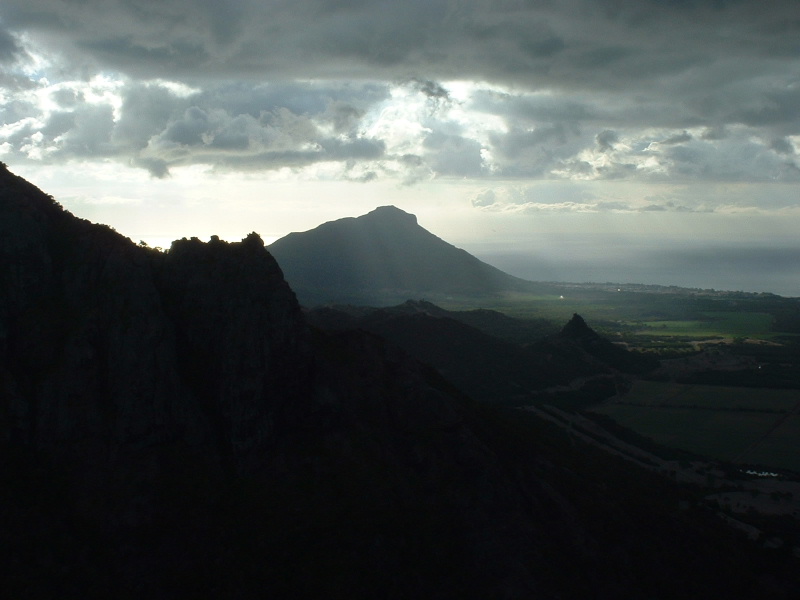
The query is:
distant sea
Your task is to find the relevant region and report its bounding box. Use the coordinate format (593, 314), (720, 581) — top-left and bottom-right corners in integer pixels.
(471, 245), (800, 298)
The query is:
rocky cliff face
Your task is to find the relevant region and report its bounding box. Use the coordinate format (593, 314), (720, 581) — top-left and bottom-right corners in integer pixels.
(0, 163), (314, 524)
(155, 233), (312, 474)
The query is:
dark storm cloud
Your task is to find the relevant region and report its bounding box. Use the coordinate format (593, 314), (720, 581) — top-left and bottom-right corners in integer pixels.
(411, 78), (450, 102)
(0, 25), (24, 63)
(771, 137), (794, 155)
(640, 203), (692, 213)
(661, 131), (692, 145)
(596, 130), (618, 152)
(700, 126), (728, 141)
(78, 37), (211, 73)
(41, 111), (76, 139)
(112, 82), (188, 151)
(0, 24), (33, 92)
(2, 0), (800, 182)
(486, 123), (589, 178)
(471, 91), (597, 126)
(729, 86), (800, 131)
(1, 0), (795, 86)
(659, 135), (800, 182)
(214, 136), (386, 171)
(57, 103), (117, 157)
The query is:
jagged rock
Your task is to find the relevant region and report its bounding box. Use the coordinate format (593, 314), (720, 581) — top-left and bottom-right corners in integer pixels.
(0, 163), (315, 522)
(156, 232), (312, 473)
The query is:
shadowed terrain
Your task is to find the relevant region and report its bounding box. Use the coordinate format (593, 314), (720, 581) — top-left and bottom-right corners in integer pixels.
(2, 163), (799, 598)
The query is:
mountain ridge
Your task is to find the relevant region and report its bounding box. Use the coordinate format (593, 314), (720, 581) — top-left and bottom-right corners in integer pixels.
(2, 163), (798, 598)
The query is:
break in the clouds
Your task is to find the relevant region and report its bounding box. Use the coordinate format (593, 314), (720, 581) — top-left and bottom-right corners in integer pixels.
(1, 0), (799, 211)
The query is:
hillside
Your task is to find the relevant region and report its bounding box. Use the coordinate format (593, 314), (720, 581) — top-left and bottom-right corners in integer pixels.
(268, 205), (535, 305)
(2, 164), (798, 598)
(307, 303), (658, 405)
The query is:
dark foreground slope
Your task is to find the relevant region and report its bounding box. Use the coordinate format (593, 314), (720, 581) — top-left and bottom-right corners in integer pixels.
(1, 165), (798, 599)
(268, 205), (534, 305)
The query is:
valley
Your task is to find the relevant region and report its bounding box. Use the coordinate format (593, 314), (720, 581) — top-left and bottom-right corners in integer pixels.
(277, 204), (800, 558)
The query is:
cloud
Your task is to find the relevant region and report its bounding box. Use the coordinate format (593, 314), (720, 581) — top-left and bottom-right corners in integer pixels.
(0, 77), (394, 176)
(411, 78), (450, 102)
(596, 130), (618, 152)
(641, 203), (684, 213)
(470, 183), (606, 213)
(56, 103), (117, 158)
(423, 130), (485, 177)
(770, 137), (794, 155)
(0, 25), (24, 64)
(0, 0), (794, 87)
(471, 189), (495, 208)
(1, 0), (800, 188)
(661, 131), (692, 145)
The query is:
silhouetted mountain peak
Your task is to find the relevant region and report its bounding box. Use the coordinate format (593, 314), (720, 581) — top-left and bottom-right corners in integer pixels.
(268, 205), (535, 305)
(551, 313), (659, 375)
(560, 313), (599, 340)
(361, 205), (418, 226)
(396, 299), (447, 315)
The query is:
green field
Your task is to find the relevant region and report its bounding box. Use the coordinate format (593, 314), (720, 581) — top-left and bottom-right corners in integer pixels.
(613, 380), (799, 412)
(445, 285), (789, 344)
(635, 311), (775, 339)
(590, 381), (800, 472)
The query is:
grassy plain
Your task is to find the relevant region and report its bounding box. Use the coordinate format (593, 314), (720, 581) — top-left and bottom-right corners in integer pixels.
(591, 381), (800, 472)
(611, 380), (798, 411)
(637, 311), (775, 339)
(444, 285), (788, 339)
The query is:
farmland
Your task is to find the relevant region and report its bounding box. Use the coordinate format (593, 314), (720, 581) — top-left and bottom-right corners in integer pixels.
(443, 280), (799, 341)
(439, 282), (800, 473)
(590, 381), (800, 472)
(635, 311), (776, 339)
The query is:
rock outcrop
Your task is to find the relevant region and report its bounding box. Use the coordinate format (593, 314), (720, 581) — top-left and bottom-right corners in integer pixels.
(0, 164), (317, 528)
(552, 312), (660, 375)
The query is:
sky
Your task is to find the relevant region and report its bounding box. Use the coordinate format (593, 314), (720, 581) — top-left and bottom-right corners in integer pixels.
(1, 0), (799, 295)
